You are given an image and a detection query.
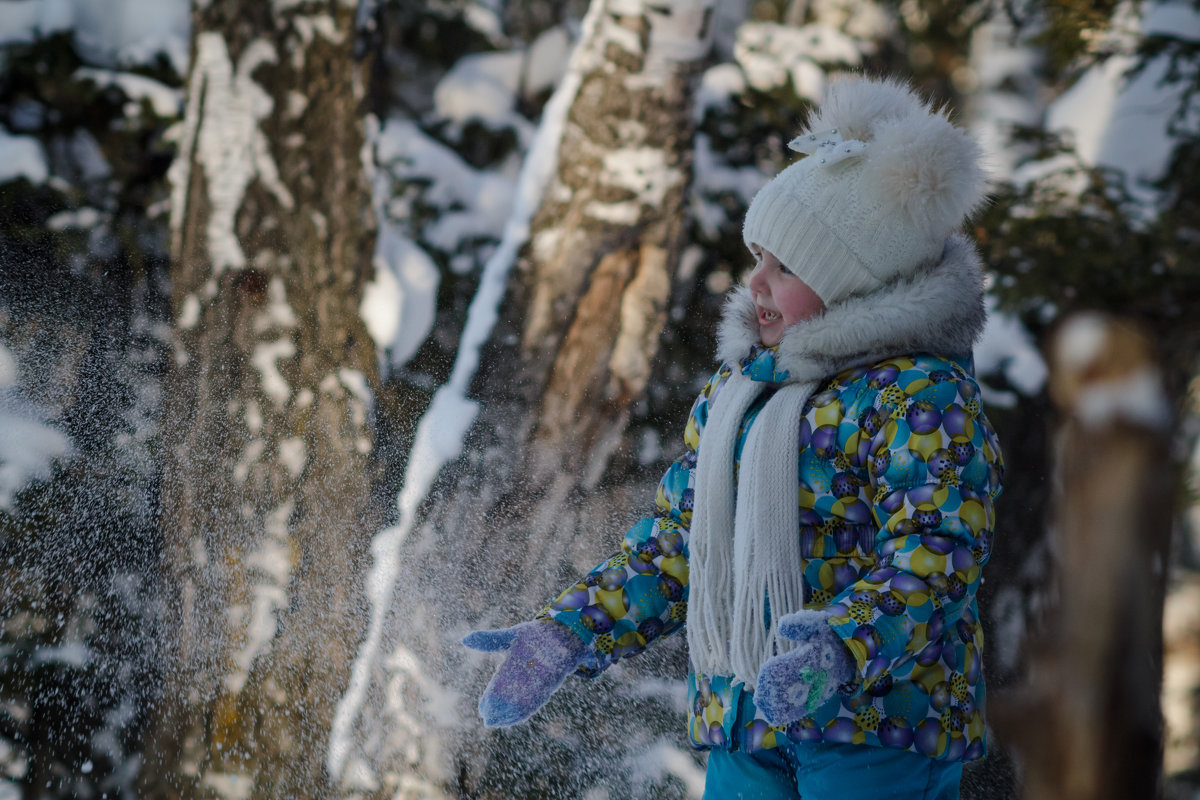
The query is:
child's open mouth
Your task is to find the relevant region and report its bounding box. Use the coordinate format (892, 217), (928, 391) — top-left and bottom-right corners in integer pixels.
(758, 307), (780, 323)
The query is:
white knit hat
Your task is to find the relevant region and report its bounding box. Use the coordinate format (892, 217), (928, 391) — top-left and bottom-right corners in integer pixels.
(742, 76), (988, 305)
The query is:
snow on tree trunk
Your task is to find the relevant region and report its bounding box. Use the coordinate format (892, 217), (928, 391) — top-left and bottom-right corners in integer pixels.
(335, 1), (717, 797)
(143, 2), (381, 798)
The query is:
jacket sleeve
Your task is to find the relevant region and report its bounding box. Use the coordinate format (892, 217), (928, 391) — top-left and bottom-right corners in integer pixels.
(824, 363), (1004, 695)
(534, 367), (729, 675)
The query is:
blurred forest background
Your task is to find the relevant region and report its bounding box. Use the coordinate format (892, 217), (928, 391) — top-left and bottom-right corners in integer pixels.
(0, 0), (1198, 798)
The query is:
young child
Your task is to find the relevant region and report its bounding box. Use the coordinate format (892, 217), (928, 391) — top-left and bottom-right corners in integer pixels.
(464, 76), (1003, 799)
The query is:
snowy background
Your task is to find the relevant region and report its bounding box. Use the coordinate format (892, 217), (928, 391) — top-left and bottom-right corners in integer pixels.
(2, 0), (1199, 798)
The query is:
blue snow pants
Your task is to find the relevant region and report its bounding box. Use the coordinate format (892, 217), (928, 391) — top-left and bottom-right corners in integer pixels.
(702, 693), (963, 800)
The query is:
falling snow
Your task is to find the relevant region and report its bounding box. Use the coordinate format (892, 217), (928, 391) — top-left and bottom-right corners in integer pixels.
(328, 0), (608, 780)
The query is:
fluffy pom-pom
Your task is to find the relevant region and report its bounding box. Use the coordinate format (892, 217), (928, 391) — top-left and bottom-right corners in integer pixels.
(801, 76), (928, 143)
(860, 109), (988, 238)
(796, 75), (988, 238)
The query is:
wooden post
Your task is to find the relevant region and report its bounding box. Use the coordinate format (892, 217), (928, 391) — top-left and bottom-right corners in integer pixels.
(996, 312), (1171, 800)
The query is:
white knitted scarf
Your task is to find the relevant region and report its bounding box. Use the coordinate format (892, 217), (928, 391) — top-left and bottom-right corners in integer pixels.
(685, 234), (988, 688)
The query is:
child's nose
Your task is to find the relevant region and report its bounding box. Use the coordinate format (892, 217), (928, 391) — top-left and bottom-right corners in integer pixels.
(748, 262), (767, 295)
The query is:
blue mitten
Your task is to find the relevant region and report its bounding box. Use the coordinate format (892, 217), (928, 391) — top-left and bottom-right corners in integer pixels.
(753, 609), (857, 727)
(462, 620), (588, 727)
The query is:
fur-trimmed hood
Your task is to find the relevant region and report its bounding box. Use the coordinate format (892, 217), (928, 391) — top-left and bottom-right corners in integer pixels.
(717, 233), (987, 383)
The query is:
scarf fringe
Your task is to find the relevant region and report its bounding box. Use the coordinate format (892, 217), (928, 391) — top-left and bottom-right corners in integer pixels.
(729, 382), (813, 686)
(687, 376), (818, 686)
(686, 372), (761, 678)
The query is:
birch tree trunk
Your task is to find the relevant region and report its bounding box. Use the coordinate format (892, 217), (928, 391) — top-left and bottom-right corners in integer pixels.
(338, 1), (719, 797)
(143, 3), (381, 797)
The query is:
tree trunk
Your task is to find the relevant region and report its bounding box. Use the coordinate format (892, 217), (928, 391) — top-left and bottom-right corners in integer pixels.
(995, 313), (1172, 800)
(339, 1), (718, 797)
(143, 3), (380, 798)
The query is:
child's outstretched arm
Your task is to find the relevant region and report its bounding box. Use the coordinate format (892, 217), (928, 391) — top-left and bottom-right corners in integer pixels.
(462, 369), (726, 725)
(530, 371), (728, 673)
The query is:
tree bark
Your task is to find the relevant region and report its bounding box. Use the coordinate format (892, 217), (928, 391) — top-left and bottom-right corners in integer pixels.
(144, 3), (380, 798)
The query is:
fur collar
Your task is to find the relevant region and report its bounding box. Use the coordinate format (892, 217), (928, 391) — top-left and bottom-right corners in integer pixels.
(716, 233), (987, 384)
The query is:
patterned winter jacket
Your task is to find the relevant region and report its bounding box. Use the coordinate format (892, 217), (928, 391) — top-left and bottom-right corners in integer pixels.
(537, 235), (1004, 762)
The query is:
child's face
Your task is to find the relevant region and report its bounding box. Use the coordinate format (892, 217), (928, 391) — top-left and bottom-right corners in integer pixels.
(747, 247), (826, 346)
